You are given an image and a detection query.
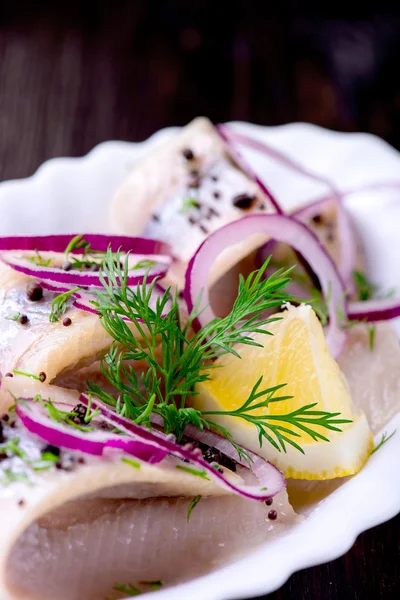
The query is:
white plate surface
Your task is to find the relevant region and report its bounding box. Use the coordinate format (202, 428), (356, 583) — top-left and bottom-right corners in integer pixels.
(0, 122), (399, 600)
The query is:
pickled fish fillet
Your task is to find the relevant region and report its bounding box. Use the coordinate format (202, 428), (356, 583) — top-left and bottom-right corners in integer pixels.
(338, 322), (400, 433)
(0, 263), (116, 409)
(6, 490), (296, 600)
(111, 117), (277, 288)
(0, 410), (297, 600)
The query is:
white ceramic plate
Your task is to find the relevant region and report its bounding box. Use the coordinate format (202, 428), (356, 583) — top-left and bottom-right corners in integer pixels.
(0, 122), (399, 600)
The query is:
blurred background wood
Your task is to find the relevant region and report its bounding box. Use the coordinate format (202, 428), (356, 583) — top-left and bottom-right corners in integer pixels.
(0, 1), (399, 598)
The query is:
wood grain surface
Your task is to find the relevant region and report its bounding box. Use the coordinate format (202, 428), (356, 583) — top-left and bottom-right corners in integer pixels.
(0, 2), (399, 599)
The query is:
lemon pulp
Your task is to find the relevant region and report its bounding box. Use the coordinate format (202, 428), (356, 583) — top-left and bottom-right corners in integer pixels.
(194, 304), (373, 480)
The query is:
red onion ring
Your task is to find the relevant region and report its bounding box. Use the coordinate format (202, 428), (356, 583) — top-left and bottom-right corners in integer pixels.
(184, 214), (347, 357)
(216, 124), (283, 214)
(348, 297), (400, 322)
(218, 126), (341, 197)
(0, 252), (171, 288)
(16, 400), (168, 464)
(257, 196), (356, 291)
(294, 197), (356, 290)
(79, 394), (285, 502)
(0, 234), (170, 255)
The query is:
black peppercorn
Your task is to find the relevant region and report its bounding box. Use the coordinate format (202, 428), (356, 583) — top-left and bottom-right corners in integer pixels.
(26, 282), (43, 301)
(42, 444), (60, 457)
(268, 509), (278, 520)
(63, 317), (72, 327)
(232, 193), (257, 210)
(18, 314), (29, 325)
(182, 148), (195, 160)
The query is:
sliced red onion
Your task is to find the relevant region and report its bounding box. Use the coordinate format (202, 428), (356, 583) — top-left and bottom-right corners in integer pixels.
(184, 214), (347, 357)
(216, 124), (283, 214)
(0, 252), (171, 288)
(257, 196), (356, 292)
(73, 291), (100, 315)
(79, 394), (285, 501)
(348, 297), (400, 322)
(16, 400), (168, 464)
(0, 234), (170, 255)
(39, 280), (77, 294)
(293, 197), (356, 290)
(218, 126), (341, 197)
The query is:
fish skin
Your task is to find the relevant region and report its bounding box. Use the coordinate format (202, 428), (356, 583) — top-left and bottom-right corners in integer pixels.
(6, 490), (296, 600)
(0, 432), (246, 600)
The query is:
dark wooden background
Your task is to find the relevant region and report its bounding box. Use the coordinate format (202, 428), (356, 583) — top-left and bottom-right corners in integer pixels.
(0, 2), (399, 598)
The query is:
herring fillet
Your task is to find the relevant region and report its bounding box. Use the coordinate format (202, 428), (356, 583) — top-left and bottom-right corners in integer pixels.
(338, 322), (400, 433)
(5, 491), (296, 600)
(0, 262), (149, 410)
(0, 452), (251, 600)
(111, 117), (276, 289)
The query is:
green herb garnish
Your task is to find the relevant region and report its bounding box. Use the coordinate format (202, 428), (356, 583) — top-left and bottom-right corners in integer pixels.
(180, 197), (199, 214)
(368, 324), (376, 351)
(1, 436), (27, 460)
(133, 259), (156, 270)
(371, 430), (396, 455)
(121, 457), (141, 469)
(112, 583), (142, 596)
(139, 580), (163, 591)
(5, 312), (21, 322)
(13, 369), (43, 381)
(49, 287), (80, 322)
(0, 469), (30, 486)
(29, 249), (52, 267)
(176, 465), (209, 479)
(187, 495), (202, 522)
(86, 249), (350, 456)
(64, 234), (106, 271)
(34, 396), (93, 432)
(353, 271), (377, 302)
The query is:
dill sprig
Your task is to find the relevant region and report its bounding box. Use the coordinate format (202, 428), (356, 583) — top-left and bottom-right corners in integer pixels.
(87, 249), (349, 455)
(187, 495), (202, 521)
(371, 430), (396, 455)
(29, 249), (52, 267)
(49, 287), (80, 322)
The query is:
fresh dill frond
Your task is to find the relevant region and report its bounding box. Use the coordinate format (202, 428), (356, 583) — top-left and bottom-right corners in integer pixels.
(133, 259), (156, 270)
(87, 248), (350, 454)
(49, 287), (80, 322)
(35, 396), (94, 432)
(371, 430), (396, 455)
(176, 465), (209, 479)
(180, 197), (199, 214)
(1, 436), (27, 460)
(64, 234), (108, 271)
(29, 249), (52, 267)
(139, 580), (163, 591)
(13, 369), (44, 381)
(367, 324), (376, 352)
(353, 270), (377, 302)
(5, 312), (21, 322)
(187, 495), (202, 522)
(121, 457), (141, 469)
(0, 469), (30, 486)
(112, 583), (142, 596)
(201, 376), (352, 453)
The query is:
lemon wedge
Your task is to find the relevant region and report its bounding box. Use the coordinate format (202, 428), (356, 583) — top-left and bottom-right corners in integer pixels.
(194, 304), (373, 480)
